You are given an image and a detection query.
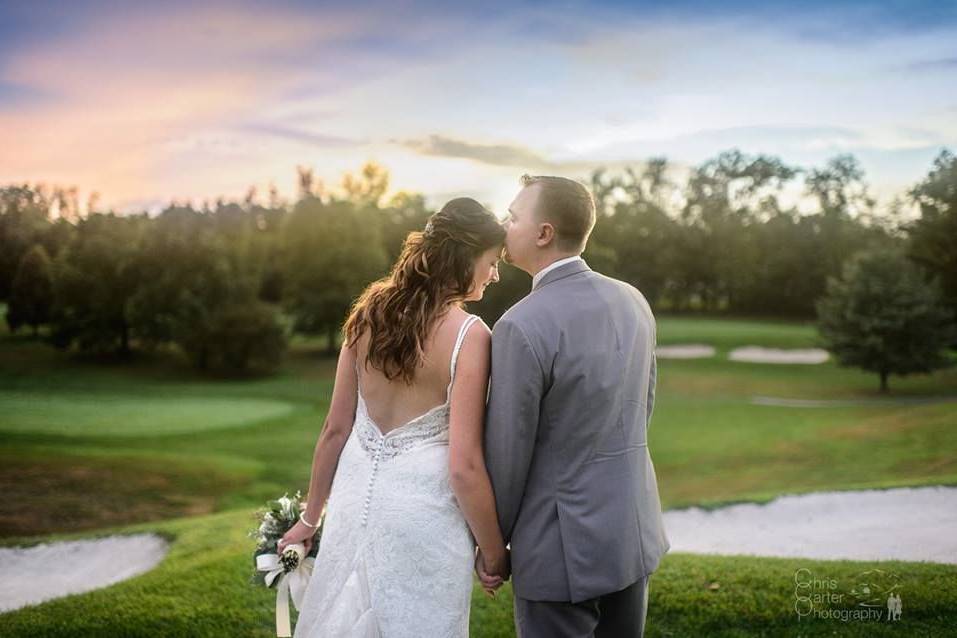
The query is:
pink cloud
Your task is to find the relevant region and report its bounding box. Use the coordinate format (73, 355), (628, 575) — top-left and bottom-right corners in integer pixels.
(0, 3), (363, 209)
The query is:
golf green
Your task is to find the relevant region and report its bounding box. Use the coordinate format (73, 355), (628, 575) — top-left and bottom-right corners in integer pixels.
(0, 391), (298, 436)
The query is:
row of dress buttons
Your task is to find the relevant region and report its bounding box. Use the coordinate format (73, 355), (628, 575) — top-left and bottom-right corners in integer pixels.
(360, 439), (385, 527)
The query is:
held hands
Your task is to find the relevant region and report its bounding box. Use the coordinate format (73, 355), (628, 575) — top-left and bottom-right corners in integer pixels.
(474, 546), (510, 597)
(277, 520), (316, 556)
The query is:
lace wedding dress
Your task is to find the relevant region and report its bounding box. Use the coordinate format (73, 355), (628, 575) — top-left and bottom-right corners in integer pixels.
(293, 314), (482, 638)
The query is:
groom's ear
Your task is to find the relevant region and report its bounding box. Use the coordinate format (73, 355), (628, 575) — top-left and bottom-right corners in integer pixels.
(535, 221), (556, 247)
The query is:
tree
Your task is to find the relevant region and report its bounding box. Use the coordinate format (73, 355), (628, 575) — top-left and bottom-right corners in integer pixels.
(805, 154), (875, 219)
(672, 150), (801, 312)
(49, 213), (148, 356)
(587, 162), (677, 306)
(124, 202), (287, 372)
(816, 249), (954, 393)
(907, 149), (957, 327)
(0, 184), (53, 300)
(281, 198), (388, 352)
(248, 196), (288, 304)
(380, 191), (432, 264)
(125, 205), (235, 355)
(6, 244), (54, 336)
(792, 154), (893, 317)
(177, 300), (287, 373)
(341, 161), (389, 208)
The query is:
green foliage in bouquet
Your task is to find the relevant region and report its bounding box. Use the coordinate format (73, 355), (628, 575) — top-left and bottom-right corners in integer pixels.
(248, 490), (322, 587)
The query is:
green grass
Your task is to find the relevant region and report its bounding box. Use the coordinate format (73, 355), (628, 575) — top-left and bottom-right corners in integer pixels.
(1, 313), (955, 635)
(655, 315), (821, 352)
(1, 508), (953, 637)
(0, 391), (299, 436)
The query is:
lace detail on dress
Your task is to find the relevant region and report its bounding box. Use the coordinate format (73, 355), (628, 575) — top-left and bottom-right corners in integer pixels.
(355, 401), (450, 462)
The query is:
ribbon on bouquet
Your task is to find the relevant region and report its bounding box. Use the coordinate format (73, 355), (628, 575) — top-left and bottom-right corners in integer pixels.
(256, 543), (315, 637)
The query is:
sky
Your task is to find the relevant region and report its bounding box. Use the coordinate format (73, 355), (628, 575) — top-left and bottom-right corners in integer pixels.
(1, 0), (955, 217)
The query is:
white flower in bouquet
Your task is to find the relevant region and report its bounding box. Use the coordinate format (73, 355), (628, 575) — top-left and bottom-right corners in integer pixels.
(248, 490), (323, 637)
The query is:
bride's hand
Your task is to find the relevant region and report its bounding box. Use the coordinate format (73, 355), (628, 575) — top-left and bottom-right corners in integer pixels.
(474, 548), (506, 596)
(277, 520), (317, 555)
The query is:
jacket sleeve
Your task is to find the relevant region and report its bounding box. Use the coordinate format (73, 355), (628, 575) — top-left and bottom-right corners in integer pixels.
(483, 318), (544, 545)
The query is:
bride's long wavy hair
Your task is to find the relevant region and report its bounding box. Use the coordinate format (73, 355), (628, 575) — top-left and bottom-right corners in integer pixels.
(343, 197), (505, 384)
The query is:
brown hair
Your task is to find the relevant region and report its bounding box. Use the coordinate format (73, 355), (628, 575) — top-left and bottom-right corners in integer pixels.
(343, 197), (505, 384)
(520, 174), (596, 252)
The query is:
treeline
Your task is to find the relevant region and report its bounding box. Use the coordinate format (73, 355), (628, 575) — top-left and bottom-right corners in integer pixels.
(2, 149), (955, 373)
(588, 152), (898, 315)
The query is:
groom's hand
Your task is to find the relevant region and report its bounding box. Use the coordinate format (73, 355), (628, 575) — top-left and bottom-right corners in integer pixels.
(490, 547), (511, 582)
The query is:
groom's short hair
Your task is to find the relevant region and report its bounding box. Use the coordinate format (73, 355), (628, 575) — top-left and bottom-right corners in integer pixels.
(520, 174), (596, 253)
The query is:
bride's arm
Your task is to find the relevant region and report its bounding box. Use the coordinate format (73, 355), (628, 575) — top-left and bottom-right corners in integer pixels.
(300, 341), (359, 525)
(448, 323), (508, 576)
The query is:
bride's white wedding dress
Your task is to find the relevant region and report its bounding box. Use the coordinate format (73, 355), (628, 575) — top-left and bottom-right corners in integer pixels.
(293, 314), (481, 638)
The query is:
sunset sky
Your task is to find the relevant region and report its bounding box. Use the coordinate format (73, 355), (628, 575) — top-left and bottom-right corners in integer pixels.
(1, 0), (955, 216)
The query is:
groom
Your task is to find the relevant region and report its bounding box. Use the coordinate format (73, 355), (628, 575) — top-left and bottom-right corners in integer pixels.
(479, 174), (669, 637)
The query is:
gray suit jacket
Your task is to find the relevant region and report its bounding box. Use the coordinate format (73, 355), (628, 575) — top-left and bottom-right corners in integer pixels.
(484, 258), (669, 603)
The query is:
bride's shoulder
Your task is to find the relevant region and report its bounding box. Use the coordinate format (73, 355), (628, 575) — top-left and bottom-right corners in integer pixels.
(444, 308), (488, 332)
(463, 316), (491, 354)
(444, 309), (490, 346)
(466, 313), (491, 336)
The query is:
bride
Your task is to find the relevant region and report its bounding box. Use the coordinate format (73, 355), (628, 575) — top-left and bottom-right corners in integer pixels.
(279, 197), (510, 637)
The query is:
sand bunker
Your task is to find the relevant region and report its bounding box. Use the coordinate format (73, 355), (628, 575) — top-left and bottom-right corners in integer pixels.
(728, 346), (829, 364)
(0, 533), (169, 613)
(5, 488), (952, 614)
(656, 344), (716, 359)
(663, 486), (957, 564)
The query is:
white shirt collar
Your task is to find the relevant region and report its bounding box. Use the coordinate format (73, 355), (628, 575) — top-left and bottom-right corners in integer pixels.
(532, 255), (584, 290)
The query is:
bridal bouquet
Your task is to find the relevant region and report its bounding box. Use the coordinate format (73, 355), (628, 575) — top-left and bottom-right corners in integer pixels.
(249, 491), (322, 637)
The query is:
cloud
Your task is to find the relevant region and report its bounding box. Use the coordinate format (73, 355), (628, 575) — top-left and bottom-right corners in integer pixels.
(0, 2), (376, 208)
(236, 123), (363, 149)
(0, 81), (58, 108)
(901, 56), (957, 72)
(398, 134), (554, 168)
(394, 133), (681, 180)
(574, 125), (867, 162)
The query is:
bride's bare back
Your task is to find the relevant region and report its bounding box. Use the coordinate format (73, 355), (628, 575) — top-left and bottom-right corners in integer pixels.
(353, 307), (477, 434)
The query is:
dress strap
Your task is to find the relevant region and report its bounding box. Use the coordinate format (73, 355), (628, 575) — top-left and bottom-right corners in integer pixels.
(446, 314), (480, 400)
(354, 352), (364, 402)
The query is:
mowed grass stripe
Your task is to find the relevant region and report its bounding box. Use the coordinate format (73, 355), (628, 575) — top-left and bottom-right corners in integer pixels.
(0, 392), (299, 436)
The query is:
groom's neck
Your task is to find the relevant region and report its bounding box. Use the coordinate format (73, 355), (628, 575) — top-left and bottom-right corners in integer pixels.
(527, 251), (581, 278)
